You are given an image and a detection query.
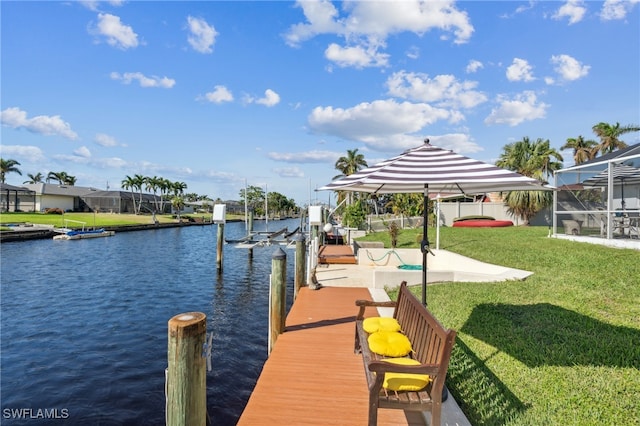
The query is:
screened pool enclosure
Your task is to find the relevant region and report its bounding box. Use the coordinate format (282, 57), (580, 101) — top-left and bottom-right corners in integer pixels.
(553, 143), (640, 247)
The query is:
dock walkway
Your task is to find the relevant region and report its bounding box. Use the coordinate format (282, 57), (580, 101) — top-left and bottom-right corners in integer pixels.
(238, 286), (427, 425)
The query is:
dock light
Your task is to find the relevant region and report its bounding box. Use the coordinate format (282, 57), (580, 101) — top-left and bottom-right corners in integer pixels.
(323, 223), (333, 233)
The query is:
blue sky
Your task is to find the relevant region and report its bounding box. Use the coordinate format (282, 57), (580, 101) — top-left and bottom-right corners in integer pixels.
(2, 0), (639, 206)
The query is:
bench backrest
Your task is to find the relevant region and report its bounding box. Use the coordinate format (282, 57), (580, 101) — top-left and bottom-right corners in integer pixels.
(393, 282), (456, 368)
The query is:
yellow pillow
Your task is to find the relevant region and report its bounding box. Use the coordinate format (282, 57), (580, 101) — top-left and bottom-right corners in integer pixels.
(368, 331), (412, 357)
(381, 358), (430, 391)
(363, 317), (402, 333)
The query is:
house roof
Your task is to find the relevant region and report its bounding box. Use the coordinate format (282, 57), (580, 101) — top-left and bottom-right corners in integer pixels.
(578, 143), (640, 167)
(22, 183), (102, 196)
(1, 183), (35, 193)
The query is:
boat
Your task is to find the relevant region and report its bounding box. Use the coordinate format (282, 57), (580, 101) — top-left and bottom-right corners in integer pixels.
(452, 215), (514, 228)
(53, 228), (115, 240)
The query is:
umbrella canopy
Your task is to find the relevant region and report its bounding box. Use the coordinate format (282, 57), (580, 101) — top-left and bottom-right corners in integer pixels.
(582, 163), (640, 187)
(318, 139), (548, 306)
(320, 140), (546, 194)
(582, 163), (640, 210)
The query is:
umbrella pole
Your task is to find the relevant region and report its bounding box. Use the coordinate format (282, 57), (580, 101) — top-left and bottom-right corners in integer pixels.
(421, 184), (429, 306)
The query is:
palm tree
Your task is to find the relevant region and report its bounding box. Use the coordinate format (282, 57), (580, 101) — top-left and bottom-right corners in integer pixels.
(171, 196), (185, 221)
(0, 158), (22, 183)
(46, 171), (75, 185)
(63, 175), (77, 185)
(592, 122), (640, 154)
(334, 148), (368, 178)
(171, 181), (187, 197)
(23, 172), (44, 184)
(561, 136), (598, 165)
(121, 175), (139, 214)
(496, 137), (563, 224)
(334, 148), (368, 206)
(145, 176), (163, 213)
(496, 137), (562, 184)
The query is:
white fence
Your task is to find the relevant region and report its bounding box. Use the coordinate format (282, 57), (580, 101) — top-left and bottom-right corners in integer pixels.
(368, 202), (523, 230)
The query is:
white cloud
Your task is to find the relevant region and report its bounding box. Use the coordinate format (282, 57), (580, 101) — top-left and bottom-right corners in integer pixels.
(110, 72), (175, 88)
(325, 43), (389, 68)
(94, 133), (122, 147)
(256, 89), (281, 107)
(268, 150), (341, 163)
(1, 107), (79, 140)
(484, 91), (548, 126)
(549, 54), (590, 83)
(284, 0), (474, 69)
(600, 0), (640, 20)
(506, 58), (535, 82)
(187, 16), (218, 54)
(0, 145), (47, 162)
(466, 59), (483, 73)
(308, 99), (455, 151)
(74, 146), (92, 158)
(92, 13), (139, 49)
(244, 89), (281, 107)
(406, 46), (420, 60)
(386, 71), (487, 109)
(284, 0), (344, 47)
(426, 133), (484, 154)
(272, 167), (305, 178)
(200, 85), (234, 104)
(553, 0), (587, 24)
(80, 1), (125, 12)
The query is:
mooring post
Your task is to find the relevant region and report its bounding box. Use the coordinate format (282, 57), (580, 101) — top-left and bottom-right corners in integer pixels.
(269, 247), (287, 355)
(248, 210), (254, 233)
(294, 232), (306, 300)
(216, 223), (224, 272)
(166, 312), (207, 426)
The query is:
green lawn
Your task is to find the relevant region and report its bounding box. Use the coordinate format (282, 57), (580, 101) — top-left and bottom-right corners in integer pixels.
(0, 211), (245, 229)
(360, 226), (639, 425)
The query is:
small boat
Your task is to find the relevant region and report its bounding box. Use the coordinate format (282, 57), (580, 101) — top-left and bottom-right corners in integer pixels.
(53, 228), (115, 240)
(452, 215), (513, 228)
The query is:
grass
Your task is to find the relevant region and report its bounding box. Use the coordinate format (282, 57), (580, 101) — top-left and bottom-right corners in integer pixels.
(359, 226), (640, 425)
(0, 211), (246, 229)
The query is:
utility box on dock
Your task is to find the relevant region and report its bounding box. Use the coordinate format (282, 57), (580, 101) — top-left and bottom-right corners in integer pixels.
(309, 206), (322, 226)
(213, 204), (226, 224)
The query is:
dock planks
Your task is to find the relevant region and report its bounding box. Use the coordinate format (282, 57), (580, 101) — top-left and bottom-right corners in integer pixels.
(237, 286), (426, 425)
(318, 244), (358, 265)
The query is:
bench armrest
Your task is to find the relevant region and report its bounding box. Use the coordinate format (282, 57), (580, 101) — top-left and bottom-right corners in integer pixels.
(355, 299), (397, 319)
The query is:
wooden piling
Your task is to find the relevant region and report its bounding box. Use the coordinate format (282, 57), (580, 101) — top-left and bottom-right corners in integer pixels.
(216, 223), (224, 272)
(294, 233), (306, 300)
(167, 312), (207, 426)
(269, 247), (287, 355)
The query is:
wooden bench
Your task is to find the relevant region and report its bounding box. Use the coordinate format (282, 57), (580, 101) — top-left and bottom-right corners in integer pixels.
(354, 281), (457, 426)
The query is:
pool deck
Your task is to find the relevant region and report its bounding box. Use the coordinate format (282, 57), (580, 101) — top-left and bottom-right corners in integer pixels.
(238, 245), (473, 425)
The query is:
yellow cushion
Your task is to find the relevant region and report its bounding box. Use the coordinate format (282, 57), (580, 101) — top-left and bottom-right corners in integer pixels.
(367, 331), (412, 357)
(363, 317), (401, 333)
(381, 358), (430, 391)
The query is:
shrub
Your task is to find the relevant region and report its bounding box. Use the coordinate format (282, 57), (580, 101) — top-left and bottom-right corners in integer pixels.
(44, 208), (64, 215)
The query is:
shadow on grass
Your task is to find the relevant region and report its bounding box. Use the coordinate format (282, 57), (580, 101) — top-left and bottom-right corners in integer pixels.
(446, 338), (530, 425)
(461, 303), (640, 368)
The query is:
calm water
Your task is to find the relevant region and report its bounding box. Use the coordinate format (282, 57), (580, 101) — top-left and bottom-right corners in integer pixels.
(1, 219), (300, 425)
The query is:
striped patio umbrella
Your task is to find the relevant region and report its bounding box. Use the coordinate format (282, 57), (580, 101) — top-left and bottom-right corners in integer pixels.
(318, 139), (548, 306)
(582, 163), (640, 209)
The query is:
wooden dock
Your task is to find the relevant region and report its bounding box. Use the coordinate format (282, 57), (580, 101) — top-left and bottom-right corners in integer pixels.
(237, 286), (428, 425)
(318, 244), (358, 265)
